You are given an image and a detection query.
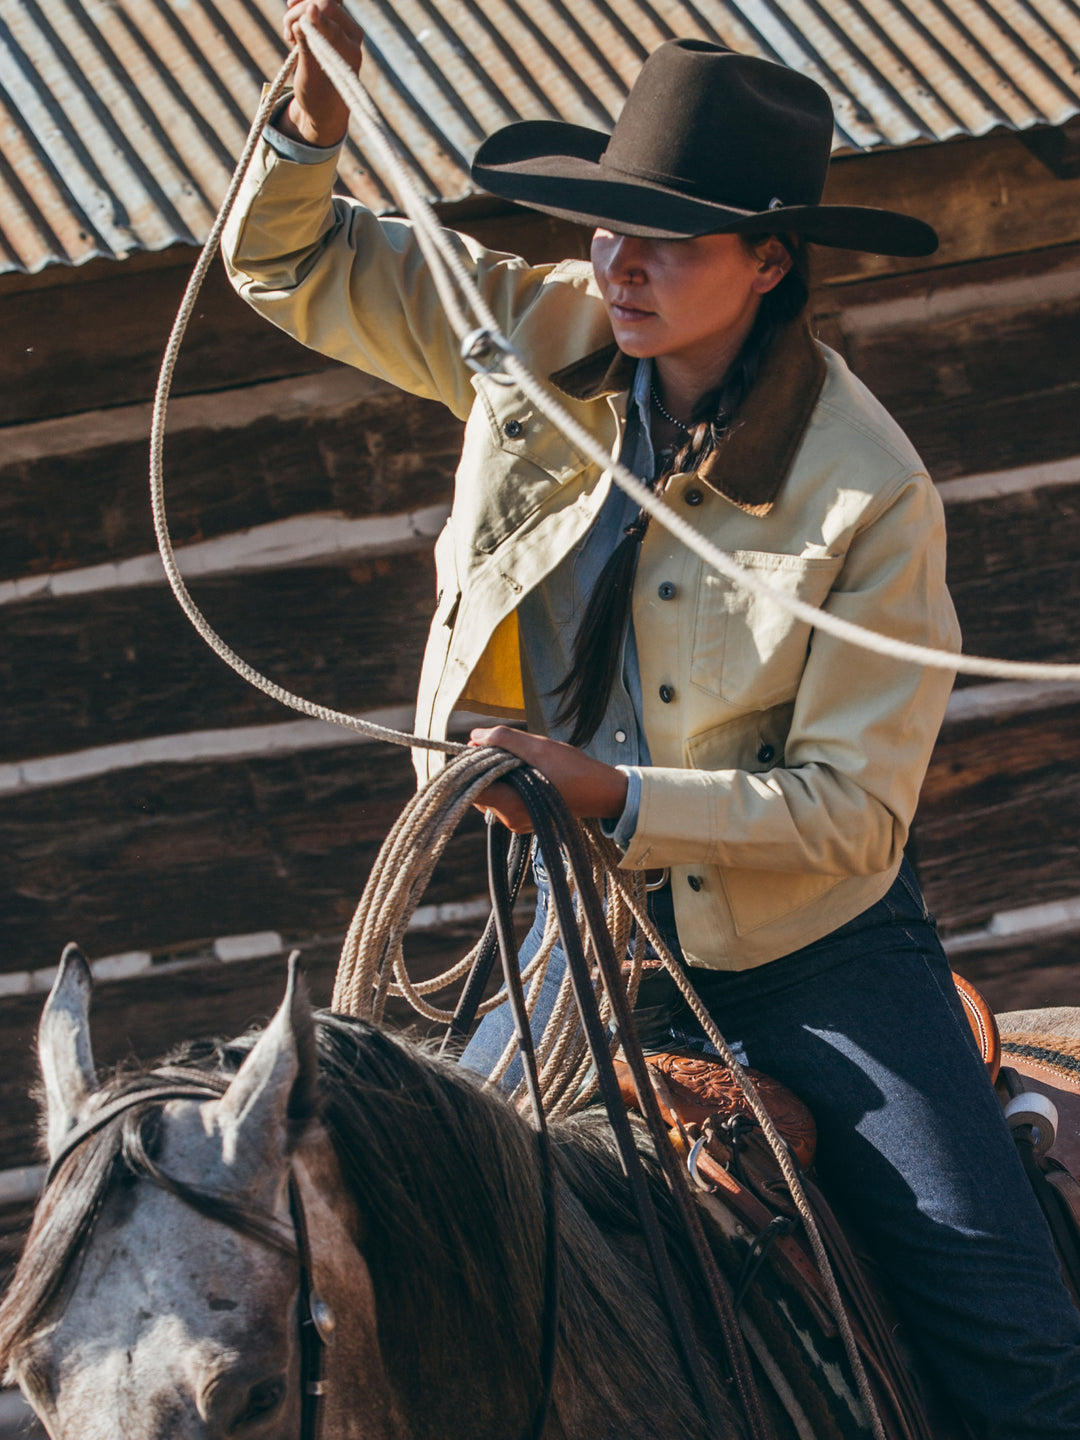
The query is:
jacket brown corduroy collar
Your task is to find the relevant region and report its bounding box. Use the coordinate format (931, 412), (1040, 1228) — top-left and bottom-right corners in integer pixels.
(549, 319), (826, 517)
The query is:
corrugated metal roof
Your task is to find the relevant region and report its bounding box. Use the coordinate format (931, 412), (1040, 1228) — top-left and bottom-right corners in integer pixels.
(1, 0), (1078, 275)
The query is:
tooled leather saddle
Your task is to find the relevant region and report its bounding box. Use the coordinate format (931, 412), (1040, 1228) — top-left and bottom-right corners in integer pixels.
(614, 972), (1058, 1440)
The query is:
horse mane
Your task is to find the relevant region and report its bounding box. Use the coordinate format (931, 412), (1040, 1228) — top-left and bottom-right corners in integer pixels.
(0, 1013), (733, 1439)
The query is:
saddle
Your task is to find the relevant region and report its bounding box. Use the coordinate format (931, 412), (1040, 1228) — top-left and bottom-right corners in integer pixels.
(613, 972), (1014, 1440)
(994, 1017), (1080, 1309)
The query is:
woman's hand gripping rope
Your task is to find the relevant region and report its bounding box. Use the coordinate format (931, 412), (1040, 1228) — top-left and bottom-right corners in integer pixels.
(469, 727), (629, 834)
(280, 0), (364, 147)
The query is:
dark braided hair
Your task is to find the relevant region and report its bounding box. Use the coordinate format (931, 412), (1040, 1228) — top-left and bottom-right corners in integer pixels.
(553, 235), (810, 750)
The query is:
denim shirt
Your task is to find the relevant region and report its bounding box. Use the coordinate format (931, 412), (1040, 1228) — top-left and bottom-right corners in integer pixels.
(264, 114), (656, 846)
(516, 361), (659, 848)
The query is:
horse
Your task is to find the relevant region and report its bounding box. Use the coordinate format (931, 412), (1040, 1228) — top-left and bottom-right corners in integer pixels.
(0, 948), (753, 1440)
(2, 947), (1075, 1440)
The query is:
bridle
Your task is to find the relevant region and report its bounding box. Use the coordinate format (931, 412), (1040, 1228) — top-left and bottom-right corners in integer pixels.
(44, 1075), (333, 1440)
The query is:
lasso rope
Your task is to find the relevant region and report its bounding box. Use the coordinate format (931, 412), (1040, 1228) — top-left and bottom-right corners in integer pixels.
(148, 49), (459, 757)
(148, 26), (1080, 1436)
(299, 19), (1080, 686)
(151, 33), (1080, 697)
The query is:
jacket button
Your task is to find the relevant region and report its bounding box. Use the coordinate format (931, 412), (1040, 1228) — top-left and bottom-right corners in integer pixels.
(614, 729), (627, 743)
(504, 419), (523, 438)
(657, 581), (676, 600)
(687, 875), (703, 892)
(757, 743), (775, 764)
(684, 488), (704, 506)
(659, 684), (674, 703)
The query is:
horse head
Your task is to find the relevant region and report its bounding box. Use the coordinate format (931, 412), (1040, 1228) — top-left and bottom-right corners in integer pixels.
(2, 945), (757, 1440)
(3, 947), (401, 1440)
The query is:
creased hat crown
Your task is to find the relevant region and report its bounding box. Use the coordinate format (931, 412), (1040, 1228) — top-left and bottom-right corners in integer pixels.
(470, 39), (938, 256)
(600, 42), (834, 212)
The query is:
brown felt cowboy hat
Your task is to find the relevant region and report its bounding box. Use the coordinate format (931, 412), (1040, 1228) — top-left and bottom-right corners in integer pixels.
(471, 40), (937, 257)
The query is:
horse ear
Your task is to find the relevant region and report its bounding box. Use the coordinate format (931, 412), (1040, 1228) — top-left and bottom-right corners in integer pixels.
(215, 952), (318, 1176)
(39, 944), (98, 1160)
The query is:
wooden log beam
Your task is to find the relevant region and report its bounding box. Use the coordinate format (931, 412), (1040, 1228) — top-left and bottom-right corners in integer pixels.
(913, 699), (1080, 934)
(816, 248), (1080, 479)
(813, 243), (1080, 333)
(0, 744), (487, 974)
(815, 132), (1080, 286)
(0, 381), (462, 582)
(0, 256), (338, 427)
(944, 478), (1080, 663)
(0, 557), (434, 762)
(910, 386), (1080, 484)
(831, 288), (1078, 424)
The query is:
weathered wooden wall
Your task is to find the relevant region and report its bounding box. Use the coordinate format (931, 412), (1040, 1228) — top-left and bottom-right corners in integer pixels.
(2, 124), (1080, 1203)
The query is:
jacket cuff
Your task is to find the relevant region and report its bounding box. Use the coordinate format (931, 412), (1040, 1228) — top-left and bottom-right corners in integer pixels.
(221, 122), (342, 278)
(599, 766), (641, 852)
(264, 96), (344, 165)
(621, 767), (723, 869)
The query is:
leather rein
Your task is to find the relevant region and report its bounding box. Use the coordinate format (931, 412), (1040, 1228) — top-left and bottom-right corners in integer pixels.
(45, 1076), (331, 1440)
(449, 764), (772, 1440)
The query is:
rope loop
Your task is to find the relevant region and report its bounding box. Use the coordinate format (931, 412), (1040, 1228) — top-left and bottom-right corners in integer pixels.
(460, 326), (520, 384)
(291, 14), (1080, 686)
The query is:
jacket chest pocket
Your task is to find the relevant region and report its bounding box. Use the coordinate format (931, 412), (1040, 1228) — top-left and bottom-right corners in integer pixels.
(462, 383), (588, 555)
(690, 549), (844, 708)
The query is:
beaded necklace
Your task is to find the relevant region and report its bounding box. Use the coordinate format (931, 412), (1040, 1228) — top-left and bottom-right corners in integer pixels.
(649, 379), (693, 435)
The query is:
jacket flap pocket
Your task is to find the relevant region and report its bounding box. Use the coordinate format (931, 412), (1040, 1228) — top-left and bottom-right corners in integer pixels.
(691, 548), (844, 707)
(685, 704), (795, 773)
(479, 379), (590, 486)
(720, 866), (841, 937)
(456, 382), (590, 554)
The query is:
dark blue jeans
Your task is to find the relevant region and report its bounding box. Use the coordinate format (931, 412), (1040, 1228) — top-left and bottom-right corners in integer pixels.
(461, 858), (1080, 1438)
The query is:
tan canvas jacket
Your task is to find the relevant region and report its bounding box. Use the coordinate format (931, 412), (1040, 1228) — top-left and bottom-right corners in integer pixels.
(222, 137), (961, 972)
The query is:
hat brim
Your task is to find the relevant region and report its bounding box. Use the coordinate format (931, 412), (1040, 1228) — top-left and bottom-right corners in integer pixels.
(471, 120), (938, 258)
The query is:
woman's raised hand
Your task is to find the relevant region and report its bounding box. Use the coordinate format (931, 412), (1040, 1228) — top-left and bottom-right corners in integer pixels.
(280, 0), (365, 148)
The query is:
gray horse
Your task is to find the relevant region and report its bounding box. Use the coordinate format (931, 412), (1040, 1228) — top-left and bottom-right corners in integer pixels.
(3, 947), (1069, 1439)
(0, 948), (754, 1440)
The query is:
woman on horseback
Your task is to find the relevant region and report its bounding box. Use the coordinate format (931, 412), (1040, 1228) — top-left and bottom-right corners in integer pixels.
(224, 8), (1080, 1433)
